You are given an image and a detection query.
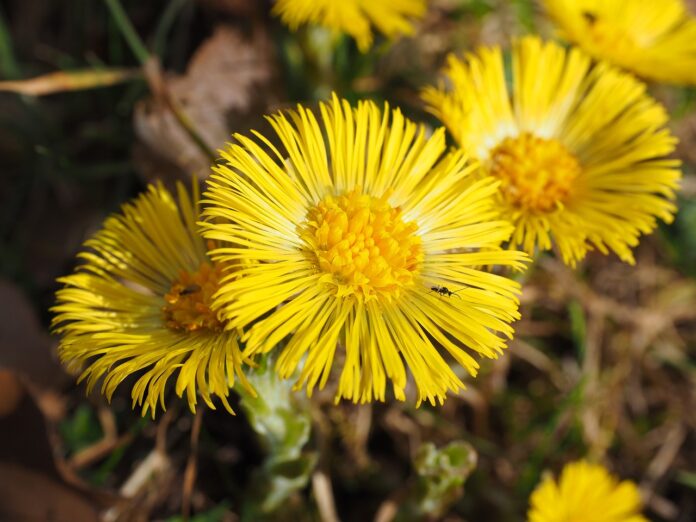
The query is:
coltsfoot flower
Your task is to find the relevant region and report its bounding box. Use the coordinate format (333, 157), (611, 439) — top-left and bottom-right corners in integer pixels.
(202, 94), (528, 406)
(422, 36), (681, 267)
(542, 0), (696, 85)
(52, 182), (254, 416)
(528, 460), (648, 522)
(272, 0), (427, 52)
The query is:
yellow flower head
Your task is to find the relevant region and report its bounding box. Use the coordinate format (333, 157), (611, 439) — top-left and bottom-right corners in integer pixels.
(422, 36), (681, 267)
(201, 94), (528, 406)
(272, 0), (427, 52)
(528, 460), (648, 522)
(542, 0), (696, 85)
(52, 182), (254, 417)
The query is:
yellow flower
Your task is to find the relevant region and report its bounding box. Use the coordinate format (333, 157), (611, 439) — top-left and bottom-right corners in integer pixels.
(52, 182), (254, 417)
(272, 0), (427, 52)
(542, 0), (696, 85)
(201, 94), (528, 406)
(422, 36), (681, 267)
(528, 460), (648, 522)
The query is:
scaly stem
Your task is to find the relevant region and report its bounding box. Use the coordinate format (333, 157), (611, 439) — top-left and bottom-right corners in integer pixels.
(237, 355), (317, 520)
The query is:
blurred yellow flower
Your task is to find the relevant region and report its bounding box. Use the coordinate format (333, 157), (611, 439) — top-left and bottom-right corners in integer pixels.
(528, 460), (648, 522)
(422, 36), (680, 267)
(272, 0), (427, 52)
(202, 95), (528, 405)
(542, 0), (696, 85)
(52, 182), (254, 417)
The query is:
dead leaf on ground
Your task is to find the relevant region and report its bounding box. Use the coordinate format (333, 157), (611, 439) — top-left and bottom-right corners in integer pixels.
(674, 112), (696, 181)
(134, 25), (274, 181)
(0, 279), (64, 388)
(0, 369), (23, 417)
(0, 379), (58, 475)
(0, 463), (100, 522)
(0, 68), (139, 96)
(0, 373), (120, 514)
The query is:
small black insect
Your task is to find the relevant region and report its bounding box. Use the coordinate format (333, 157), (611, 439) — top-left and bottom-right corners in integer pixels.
(582, 11), (597, 24)
(429, 285), (465, 298)
(179, 284), (202, 296)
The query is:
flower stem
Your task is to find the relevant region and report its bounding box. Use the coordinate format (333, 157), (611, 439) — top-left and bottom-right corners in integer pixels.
(237, 355), (317, 519)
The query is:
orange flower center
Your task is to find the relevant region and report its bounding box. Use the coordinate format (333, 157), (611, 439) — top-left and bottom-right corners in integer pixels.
(300, 188), (422, 301)
(488, 133), (581, 213)
(163, 262), (225, 332)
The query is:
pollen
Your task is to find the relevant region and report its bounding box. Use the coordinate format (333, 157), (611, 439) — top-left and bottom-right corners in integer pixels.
(300, 188), (423, 301)
(163, 262), (225, 332)
(488, 133), (581, 213)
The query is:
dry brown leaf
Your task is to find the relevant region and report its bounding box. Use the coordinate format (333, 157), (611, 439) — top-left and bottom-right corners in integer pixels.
(0, 369), (23, 417)
(134, 25), (274, 181)
(0, 463), (99, 522)
(675, 112), (696, 165)
(0, 378), (119, 511)
(0, 68), (139, 96)
(0, 279), (64, 388)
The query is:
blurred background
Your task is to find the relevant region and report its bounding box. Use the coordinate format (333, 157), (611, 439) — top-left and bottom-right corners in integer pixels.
(0, 0), (694, 520)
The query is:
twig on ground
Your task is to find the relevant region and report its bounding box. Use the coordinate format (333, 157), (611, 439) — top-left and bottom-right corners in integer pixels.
(181, 407), (204, 521)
